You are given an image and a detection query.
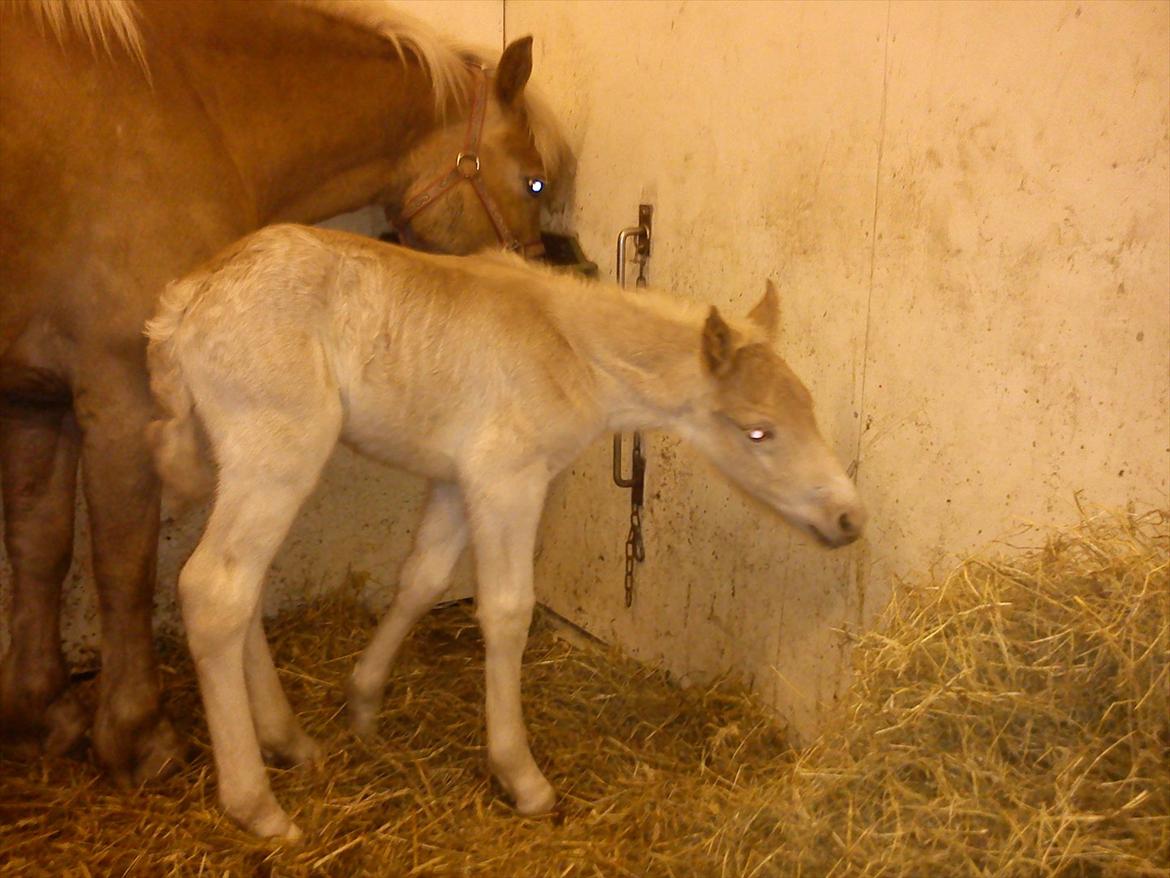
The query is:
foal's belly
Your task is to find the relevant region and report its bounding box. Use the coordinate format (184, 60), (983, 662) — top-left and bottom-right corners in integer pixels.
(339, 401), (461, 483)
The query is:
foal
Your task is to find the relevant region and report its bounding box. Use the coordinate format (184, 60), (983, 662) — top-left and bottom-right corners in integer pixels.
(147, 224), (864, 838)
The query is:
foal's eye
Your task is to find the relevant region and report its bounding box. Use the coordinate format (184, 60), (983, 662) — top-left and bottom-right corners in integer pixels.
(525, 176), (546, 197)
(746, 427), (773, 444)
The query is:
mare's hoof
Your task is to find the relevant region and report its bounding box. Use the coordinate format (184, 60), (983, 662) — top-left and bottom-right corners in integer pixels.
(42, 689), (91, 757)
(130, 716), (185, 784)
(0, 688), (90, 760)
(96, 711), (186, 787)
(0, 661), (89, 758)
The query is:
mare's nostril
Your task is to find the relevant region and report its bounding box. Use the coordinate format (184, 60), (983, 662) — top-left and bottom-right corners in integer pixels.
(838, 512), (855, 535)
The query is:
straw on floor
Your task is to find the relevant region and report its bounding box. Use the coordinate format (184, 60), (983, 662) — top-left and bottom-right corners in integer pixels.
(1, 508), (1166, 877)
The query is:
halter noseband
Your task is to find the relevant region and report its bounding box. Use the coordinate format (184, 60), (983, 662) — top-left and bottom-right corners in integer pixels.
(393, 66), (546, 259)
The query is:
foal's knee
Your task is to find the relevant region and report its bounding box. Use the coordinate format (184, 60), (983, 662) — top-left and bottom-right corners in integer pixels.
(476, 592), (535, 641)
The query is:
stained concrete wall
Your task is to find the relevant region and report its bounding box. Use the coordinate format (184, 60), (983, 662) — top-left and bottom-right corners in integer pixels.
(509, 0), (1169, 737)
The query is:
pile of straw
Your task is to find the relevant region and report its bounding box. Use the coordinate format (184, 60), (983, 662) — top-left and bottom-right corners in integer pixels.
(1, 509), (1166, 876)
(728, 508), (1169, 876)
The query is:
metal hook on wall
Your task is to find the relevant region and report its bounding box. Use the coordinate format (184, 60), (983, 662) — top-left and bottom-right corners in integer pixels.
(612, 204), (652, 607)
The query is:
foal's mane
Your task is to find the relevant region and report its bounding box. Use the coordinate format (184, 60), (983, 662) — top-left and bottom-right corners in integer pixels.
(9, 0), (572, 180)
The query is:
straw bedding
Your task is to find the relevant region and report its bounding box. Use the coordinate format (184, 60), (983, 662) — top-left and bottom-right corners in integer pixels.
(1, 509), (1166, 877)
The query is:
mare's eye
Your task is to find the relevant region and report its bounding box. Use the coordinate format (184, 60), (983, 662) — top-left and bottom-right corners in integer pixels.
(746, 427), (773, 444)
(526, 176), (546, 197)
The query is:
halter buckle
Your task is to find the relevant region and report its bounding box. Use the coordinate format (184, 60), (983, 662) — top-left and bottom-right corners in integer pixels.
(455, 152), (480, 179)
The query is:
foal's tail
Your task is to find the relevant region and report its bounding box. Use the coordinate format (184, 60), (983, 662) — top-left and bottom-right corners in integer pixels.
(144, 280), (216, 509)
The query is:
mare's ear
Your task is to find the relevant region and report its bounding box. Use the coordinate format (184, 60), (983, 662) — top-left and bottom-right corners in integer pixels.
(747, 279), (780, 341)
(496, 36), (534, 106)
(702, 307), (736, 378)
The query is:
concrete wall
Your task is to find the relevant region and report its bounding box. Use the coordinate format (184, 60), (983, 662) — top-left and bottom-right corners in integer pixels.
(509, 0), (1169, 737)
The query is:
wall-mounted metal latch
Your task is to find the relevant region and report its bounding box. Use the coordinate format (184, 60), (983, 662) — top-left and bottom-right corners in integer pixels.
(612, 204), (653, 607)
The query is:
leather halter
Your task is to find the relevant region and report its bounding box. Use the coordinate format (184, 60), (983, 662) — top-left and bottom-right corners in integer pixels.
(393, 66), (545, 258)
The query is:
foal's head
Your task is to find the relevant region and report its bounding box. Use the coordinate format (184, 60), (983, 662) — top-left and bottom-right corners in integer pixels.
(391, 37), (569, 258)
(694, 282), (865, 548)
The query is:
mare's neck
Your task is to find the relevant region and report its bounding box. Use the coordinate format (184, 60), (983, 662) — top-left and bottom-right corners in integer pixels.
(157, 1), (448, 224)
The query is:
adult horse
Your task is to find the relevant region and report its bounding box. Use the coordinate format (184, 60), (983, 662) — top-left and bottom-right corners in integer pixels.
(0, 0), (571, 783)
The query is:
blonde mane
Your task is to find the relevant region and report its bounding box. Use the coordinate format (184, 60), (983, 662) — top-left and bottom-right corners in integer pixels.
(7, 0), (572, 181)
(6, 0), (147, 70)
(299, 0), (474, 112)
(302, 5), (574, 179)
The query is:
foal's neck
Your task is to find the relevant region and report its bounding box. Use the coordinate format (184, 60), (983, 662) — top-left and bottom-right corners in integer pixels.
(159, 1), (446, 224)
(554, 284), (713, 434)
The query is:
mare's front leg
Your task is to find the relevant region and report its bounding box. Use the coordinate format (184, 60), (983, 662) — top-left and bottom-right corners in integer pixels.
(348, 481), (469, 736)
(0, 403), (88, 754)
(74, 367), (182, 784)
(466, 471), (556, 815)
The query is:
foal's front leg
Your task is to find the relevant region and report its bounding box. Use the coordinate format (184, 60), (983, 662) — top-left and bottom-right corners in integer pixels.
(466, 473), (556, 815)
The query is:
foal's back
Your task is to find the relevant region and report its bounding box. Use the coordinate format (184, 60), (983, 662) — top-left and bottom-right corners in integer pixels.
(153, 225), (602, 483)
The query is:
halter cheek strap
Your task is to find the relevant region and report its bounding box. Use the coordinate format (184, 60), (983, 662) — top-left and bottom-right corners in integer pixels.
(394, 66), (546, 258)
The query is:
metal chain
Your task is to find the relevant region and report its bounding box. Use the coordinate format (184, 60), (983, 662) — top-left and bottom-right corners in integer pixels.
(615, 206), (651, 609)
(624, 503), (644, 608)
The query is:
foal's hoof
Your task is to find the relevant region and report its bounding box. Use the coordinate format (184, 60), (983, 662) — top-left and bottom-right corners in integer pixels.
(264, 730), (321, 768)
(515, 780), (557, 816)
(225, 790), (303, 841)
(251, 811), (304, 843)
(345, 679), (382, 740)
(242, 803), (304, 841)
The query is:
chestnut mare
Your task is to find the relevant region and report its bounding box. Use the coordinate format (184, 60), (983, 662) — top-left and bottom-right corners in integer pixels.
(147, 224), (864, 838)
(0, 0), (571, 783)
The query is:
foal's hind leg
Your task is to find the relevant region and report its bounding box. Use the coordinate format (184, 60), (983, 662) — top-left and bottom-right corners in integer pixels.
(0, 405), (88, 755)
(182, 484), (317, 839)
(181, 410), (340, 840)
(244, 611), (320, 766)
(348, 482), (468, 737)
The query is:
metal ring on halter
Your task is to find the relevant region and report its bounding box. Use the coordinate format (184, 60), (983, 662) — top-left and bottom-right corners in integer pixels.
(455, 152), (480, 178)
(394, 65), (545, 256)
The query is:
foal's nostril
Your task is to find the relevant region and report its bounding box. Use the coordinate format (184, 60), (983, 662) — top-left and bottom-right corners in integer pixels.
(838, 512), (855, 535)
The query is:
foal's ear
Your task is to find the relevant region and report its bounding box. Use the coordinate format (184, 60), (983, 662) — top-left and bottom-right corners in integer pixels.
(496, 36), (534, 106)
(747, 279), (780, 341)
(702, 307), (737, 378)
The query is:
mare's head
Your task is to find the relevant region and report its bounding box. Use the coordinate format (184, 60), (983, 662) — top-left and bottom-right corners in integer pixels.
(691, 282), (865, 547)
(390, 36), (571, 258)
